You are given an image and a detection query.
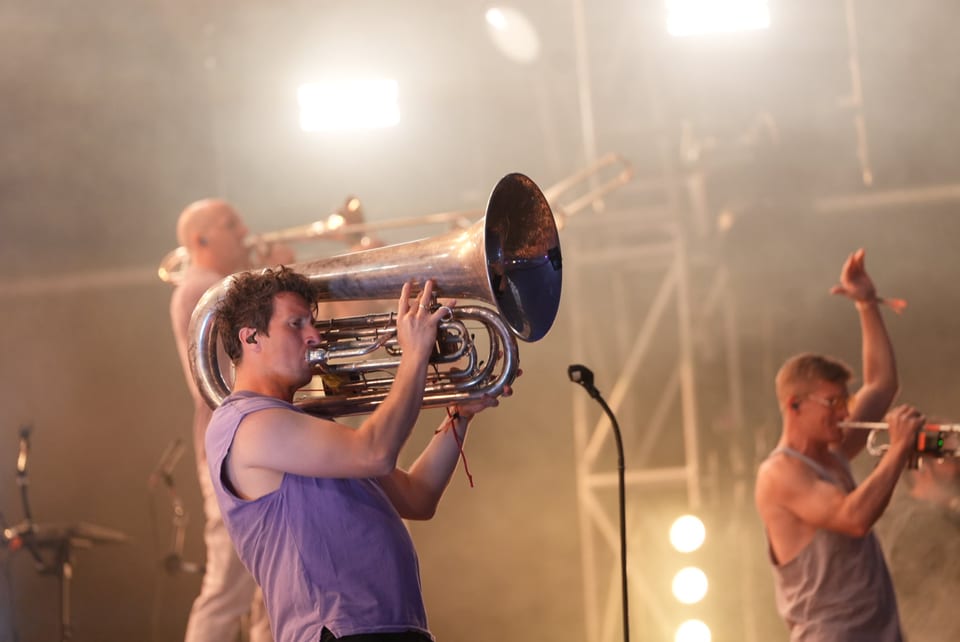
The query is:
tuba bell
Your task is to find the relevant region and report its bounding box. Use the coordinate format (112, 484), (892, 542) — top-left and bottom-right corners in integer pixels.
(188, 172), (562, 417)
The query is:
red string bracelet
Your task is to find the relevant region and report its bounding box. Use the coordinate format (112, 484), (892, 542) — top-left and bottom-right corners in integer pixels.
(439, 406), (474, 488)
(878, 296), (907, 314)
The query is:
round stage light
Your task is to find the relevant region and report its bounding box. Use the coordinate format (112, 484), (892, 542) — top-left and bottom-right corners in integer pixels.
(671, 566), (708, 604)
(675, 618), (712, 642)
(669, 514), (706, 553)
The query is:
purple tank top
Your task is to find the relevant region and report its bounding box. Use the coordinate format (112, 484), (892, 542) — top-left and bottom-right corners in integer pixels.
(767, 447), (902, 642)
(206, 391), (431, 642)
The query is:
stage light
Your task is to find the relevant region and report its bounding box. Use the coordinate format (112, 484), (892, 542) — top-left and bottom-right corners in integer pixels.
(484, 6), (540, 64)
(669, 514), (706, 553)
(298, 78), (400, 132)
(671, 566), (708, 604)
(665, 0), (771, 37)
(675, 619), (712, 642)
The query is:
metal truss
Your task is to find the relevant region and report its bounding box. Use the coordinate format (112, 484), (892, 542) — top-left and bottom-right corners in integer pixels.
(564, 210), (746, 642)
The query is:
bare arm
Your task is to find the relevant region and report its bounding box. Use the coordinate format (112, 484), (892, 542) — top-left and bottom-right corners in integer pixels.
(830, 249), (899, 459)
(378, 392), (508, 520)
(227, 281), (455, 498)
(758, 405), (923, 540)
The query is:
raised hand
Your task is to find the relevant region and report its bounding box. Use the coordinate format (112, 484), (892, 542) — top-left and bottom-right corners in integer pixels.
(829, 248), (877, 303)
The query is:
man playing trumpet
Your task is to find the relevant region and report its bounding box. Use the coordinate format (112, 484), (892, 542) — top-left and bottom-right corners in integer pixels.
(754, 248), (923, 642)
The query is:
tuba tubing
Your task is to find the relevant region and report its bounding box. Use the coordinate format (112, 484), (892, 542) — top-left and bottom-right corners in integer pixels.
(299, 305), (518, 417)
(188, 172), (561, 415)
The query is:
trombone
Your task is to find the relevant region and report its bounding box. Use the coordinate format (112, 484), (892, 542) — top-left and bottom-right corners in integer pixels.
(543, 152), (634, 227)
(158, 153), (633, 285)
(157, 196), (375, 285)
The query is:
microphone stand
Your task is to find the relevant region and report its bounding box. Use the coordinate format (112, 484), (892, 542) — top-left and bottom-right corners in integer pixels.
(8, 427), (71, 641)
(11, 426), (45, 571)
(568, 365), (629, 642)
(6, 427), (128, 641)
(149, 439), (204, 576)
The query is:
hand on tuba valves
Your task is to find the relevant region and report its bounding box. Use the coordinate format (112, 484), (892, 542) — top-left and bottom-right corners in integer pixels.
(296, 300), (517, 417)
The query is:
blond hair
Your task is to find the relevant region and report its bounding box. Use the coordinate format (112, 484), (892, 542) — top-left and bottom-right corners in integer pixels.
(775, 352), (852, 409)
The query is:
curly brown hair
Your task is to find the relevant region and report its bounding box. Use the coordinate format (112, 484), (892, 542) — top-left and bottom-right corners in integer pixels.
(215, 266), (320, 363)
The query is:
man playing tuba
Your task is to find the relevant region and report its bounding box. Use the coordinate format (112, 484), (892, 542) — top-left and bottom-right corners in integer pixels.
(204, 268), (512, 642)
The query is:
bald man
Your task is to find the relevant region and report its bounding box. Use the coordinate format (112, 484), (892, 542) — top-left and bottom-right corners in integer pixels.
(170, 199), (278, 642)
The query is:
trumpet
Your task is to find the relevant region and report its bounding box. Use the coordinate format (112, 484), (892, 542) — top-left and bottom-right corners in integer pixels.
(188, 172), (562, 417)
(840, 421), (960, 433)
(159, 153), (633, 284)
(840, 421), (960, 458)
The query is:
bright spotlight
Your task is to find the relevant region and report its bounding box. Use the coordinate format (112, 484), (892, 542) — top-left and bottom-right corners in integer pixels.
(298, 78), (400, 132)
(669, 514), (706, 553)
(671, 566), (708, 604)
(675, 619), (712, 642)
(666, 0), (771, 37)
(485, 6), (540, 64)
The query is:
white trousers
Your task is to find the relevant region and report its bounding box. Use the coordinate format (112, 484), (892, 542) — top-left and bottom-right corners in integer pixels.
(184, 463), (272, 642)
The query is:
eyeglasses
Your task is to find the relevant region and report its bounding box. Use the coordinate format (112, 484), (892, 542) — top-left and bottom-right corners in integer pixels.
(805, 394), (849, 410)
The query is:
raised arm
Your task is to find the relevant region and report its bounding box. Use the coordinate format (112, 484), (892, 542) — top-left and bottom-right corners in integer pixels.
(226, 281), (457, 498)
(830, 249), (899, 459)
(378, 390), (510, 520)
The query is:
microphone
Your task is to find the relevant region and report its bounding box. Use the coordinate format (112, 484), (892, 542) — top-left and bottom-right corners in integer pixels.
(2, 522), (29, 550)
(148, 439), (186, 490)
(568, 364), (600, 400)
(16, 425), (31, 477)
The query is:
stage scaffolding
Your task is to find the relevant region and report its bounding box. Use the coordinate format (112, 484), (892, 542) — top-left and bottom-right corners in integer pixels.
(563, 205), (753, 642)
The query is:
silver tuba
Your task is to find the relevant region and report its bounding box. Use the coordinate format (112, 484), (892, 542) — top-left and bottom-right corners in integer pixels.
(188, 172), (562, 417)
